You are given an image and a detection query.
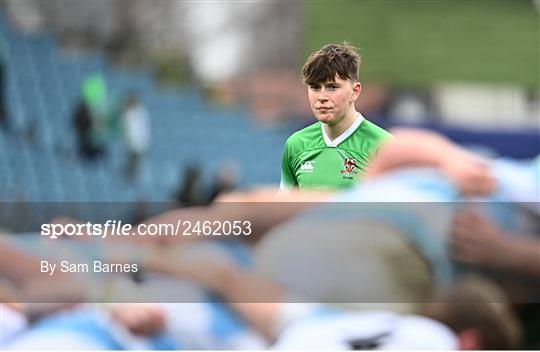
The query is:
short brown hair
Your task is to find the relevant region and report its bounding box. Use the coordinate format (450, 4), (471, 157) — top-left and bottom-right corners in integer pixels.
(302, 42), (361, 85)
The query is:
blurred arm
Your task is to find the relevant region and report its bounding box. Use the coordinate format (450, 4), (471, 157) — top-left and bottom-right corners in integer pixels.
(366, 128), (496, 196)
(144, 252), (283, 340)
(0, 245), (86, 317)
(501, 237), (540, 278)
(451, 211), (540, 278)
(138, 187), (331, 244)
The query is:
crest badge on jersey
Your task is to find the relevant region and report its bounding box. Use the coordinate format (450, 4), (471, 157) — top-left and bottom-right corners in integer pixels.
(340, 157), (360, 178)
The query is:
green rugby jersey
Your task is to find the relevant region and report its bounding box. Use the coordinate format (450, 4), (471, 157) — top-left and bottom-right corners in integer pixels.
(280, 114), (391, 190)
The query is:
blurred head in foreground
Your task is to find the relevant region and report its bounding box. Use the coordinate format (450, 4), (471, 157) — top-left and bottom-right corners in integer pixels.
(422, 276), (521, 350)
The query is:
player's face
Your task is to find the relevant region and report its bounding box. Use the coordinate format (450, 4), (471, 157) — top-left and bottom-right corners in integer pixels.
(307, 76), (361, 126)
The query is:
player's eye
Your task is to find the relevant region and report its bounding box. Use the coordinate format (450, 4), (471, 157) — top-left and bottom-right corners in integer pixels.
(309, 85), (321, 91)
(328, 85), (339, 90)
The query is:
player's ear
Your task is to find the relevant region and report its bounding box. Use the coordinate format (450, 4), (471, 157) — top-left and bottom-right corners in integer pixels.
(457, 328), (483, 350)
(351, 81), (362, 102)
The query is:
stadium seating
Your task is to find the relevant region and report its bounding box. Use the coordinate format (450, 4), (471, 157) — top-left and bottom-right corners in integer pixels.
(0, 15), (292, 229)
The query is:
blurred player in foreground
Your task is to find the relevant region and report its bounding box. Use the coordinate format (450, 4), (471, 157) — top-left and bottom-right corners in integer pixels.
(145, 128), (539, 306)
(2, 128), (538, 349)
(1, 238), (522, 350)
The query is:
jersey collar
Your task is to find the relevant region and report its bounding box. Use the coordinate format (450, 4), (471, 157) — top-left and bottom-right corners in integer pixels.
(321, 112), (365, 148)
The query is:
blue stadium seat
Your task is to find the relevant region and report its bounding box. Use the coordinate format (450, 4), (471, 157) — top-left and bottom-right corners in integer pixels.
(1, 17), (286, 228)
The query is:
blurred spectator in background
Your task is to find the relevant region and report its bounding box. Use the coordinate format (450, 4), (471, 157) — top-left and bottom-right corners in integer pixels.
(207, 161), (238, 203)
(73, 98), (103, 159)
(73, 74), (122, 160)
(73, 75), (111, 160)
(121, 92), (150, 180)
(174, 164), (206, 207)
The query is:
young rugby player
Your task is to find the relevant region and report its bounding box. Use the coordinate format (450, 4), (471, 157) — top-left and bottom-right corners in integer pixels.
(280, 43), (390, 190)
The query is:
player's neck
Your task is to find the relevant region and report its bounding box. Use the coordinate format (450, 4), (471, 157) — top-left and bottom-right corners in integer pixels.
(324, 110), (358, 141)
